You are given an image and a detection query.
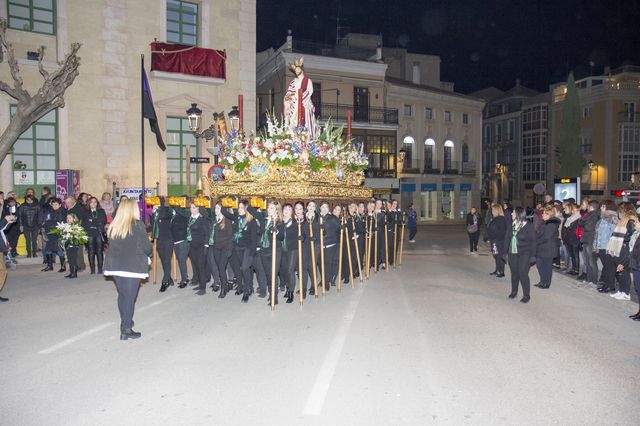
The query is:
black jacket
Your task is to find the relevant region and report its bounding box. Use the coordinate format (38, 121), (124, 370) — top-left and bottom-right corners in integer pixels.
(629, 232), (640, 271)
(466, 212), (481, 232)
(170, 210), (189, 243)
(67, 203), (87, 224)
(103, 220), (152, 276)
(83, 208), (107, 238)
(188, 215), (210, 247)
(153, 207), (174, 242)
(487, 216), (507, 254)
(321, 214), (340, 247)
(282, 219), (302, 251)
(222, 208), (258, 250)
(504, 222), (537, 257)
(577, 210), (599, 245)
(536, 217), (561, 259)
(615, 220), (636, 266)
(19, 202), (40, 228)
(211, 217), (233, 251)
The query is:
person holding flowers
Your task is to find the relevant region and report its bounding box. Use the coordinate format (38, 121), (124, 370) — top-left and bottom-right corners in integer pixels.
(48, 213), (89, 279)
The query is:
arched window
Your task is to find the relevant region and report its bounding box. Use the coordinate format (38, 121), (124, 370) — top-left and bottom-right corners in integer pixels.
(424, 138), (436, 171)
(444, 140), (454, 170)
(462, 143), (469, 163)
(402, 135), (414, 167)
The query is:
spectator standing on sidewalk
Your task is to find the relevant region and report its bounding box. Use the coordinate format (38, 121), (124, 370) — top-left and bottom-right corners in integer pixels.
(407, 203), (417, 243)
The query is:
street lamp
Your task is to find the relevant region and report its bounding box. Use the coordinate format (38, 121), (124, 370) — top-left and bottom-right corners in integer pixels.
(588, 160), (596, 170)
(228, 106), (240, 132)
(186, 103), (202, 133)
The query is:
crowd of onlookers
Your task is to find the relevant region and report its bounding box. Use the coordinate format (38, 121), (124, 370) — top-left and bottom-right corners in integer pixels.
(472, 194), (640, 320)
(0, 187), (117, 292)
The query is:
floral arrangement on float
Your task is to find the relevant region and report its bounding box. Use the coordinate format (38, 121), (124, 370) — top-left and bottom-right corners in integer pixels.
(221, 114), (369, 177)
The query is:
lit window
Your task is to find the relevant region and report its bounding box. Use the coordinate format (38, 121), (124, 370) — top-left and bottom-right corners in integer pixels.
(403, 136), (415, 144)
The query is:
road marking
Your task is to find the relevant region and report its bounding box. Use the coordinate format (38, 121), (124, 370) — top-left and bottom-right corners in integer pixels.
(38, 295), (177, 354)
(303, 288), (363, 416)
(38, 322), (115, 354)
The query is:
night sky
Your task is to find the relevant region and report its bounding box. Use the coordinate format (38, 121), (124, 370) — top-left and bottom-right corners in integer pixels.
(257, 0), (640, 94)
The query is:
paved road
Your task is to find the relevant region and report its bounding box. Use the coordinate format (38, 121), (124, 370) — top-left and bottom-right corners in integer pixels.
(1, 226), (638, 425)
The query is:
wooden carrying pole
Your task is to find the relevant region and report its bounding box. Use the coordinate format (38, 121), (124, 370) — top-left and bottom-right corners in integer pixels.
(374, 215), (378, 272)
(399, 214), (406, 266)
(297, 220), (303, 305)
(152, 239), (157, 284)
(351, 217), (363, 284)
(337, 216), (344, 292)
(309, 220), (318, 298)
(271, 230), (277, 311)
(344, 220), (354, 289)
(319, 216), (326, 296)
(366, 214), (373, 279)
(384, 216), (389, 272)
(172, 252), (177, 282)
(393, 219), (398, 271)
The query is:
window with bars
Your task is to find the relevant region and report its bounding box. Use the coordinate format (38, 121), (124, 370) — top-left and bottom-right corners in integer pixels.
(425, 107), (433, 120)
(166, 117), (199, 195)
(10, 106), (58, 192)
(166, 0), (199, 46)
(8, 0), (56, 35)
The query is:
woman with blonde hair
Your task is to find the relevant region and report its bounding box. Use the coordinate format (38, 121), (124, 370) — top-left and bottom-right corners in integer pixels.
(103, 199), (152, 340)
(609, 202), (637, 300)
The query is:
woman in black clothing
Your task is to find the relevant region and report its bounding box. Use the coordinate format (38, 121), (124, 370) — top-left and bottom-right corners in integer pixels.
(64, 213), (81, 279)
(305, 201), (321, 296)
(152, 200), (175, 292)
(281, 203), (299, 303)
(84, 197), (107, 274)
(187, 203), (211, 295)
(294, 201), (311, 298)
(210, 202), (233, 298)
(320, 202), (341, 290)
(486, 203), (507, 277)
(222, 200), (258, 303)
(535, 205), (561, 289)
(625, 220), (640, 320)
(171, 207), (190, 287)
(248, 201), (283, 304)
(466, 207), (481, 253)
(504, 207), (537, 303)
(19, 195), (40, 258)
(41, 198), (66, 272)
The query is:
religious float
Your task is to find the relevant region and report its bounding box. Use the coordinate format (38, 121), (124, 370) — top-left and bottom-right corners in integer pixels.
(203, 57), (373, 202)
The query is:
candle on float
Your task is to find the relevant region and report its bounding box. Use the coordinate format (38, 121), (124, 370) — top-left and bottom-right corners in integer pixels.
(238, 94), (244, 132)
(347, 110), (352, 140)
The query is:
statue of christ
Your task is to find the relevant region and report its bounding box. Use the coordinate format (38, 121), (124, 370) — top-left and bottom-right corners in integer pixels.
(283, 57), (317, 137)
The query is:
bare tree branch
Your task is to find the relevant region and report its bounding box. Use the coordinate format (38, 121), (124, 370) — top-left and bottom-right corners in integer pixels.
(0, 18), (29, 101)
(37, 46), (49, 80)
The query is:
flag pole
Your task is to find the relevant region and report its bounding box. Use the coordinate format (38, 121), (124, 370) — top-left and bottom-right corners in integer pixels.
(141, 54), (146, 221)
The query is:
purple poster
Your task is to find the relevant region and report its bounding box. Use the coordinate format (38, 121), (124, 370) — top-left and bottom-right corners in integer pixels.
(55, 170), (69, 199)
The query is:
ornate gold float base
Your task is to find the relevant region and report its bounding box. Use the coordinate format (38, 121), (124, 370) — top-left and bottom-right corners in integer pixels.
(204, 177), (373, 201)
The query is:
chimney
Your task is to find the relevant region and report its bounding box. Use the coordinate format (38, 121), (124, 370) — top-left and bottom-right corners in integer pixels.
(286, 29), (293, 51)
(412, 62), (420, 85)
(376, 43), (382, 61)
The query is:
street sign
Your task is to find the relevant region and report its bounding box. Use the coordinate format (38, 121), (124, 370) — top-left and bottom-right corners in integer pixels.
(190, 157), (210, 164)
(533, 182), (546, 195)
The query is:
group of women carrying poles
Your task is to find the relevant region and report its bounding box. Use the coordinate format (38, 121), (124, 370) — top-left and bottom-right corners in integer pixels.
(150, 197), (407, 311)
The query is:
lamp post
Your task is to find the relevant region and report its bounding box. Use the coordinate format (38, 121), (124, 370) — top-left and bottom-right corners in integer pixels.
(588, 160), (599, 192)
(228, 105), (240, 134)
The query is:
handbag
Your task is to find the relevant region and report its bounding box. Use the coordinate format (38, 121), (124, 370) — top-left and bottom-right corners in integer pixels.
(467, 223), (478, 233)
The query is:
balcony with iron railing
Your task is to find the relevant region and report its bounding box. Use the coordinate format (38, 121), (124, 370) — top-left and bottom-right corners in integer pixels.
(316, 103), (399, 126)
(398, 160), (478, 176)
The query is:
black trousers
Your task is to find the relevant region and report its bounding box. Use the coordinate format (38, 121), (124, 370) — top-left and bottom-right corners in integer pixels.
(213, 247), (231, 289)
(279, 248), (289, 290)
(67, 246), (78, 270)
(232, 246), (255, 296)
(600, 251), (617, 291)
(508, 253), (531, 298)
(113, 276), (141, 331)
(174, 241), (190, 282)
(304, 243), (320, 293)
(409, 226), (417, 241)
(157, 239), (173, 283)
(566, 243), (580, 272)
(493, 254), (505, 274)
(260, 246), (281, 296)
(536, 257), (553, 286)
(468, 231), (479, 252)
(322, 244), (338, 289)
(7, 225), (20, 256)
(253, 248), (267, 294)
(616, 257), (631, 294)
(23, 226), (38, 256)
(87, 234), (104, 273)
(284, 249), (299, 292)
(188, 243), (208, 289)
(206, 246), (220, 285)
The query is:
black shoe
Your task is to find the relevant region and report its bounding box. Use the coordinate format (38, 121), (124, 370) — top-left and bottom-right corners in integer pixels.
(539, 283), (550, 289)
(489, 271), (497, 276)
(257, 291), (267, 298)
(577, 273), (587, 281)
(267, 296), (278, 305)
(629, 311), (640, 319)
(520, 296), (530, 304)
(218, 286), (228, 299)
(241, 294), (249, 303)
(286, 292), (294, 303)
(598, 287), (615, 293)
(0, 296), (8, 302)
(496, 273), (505, 278)
(567, 270), (579, 276)
(508, 293), (517, 299)
(120, 329), (142, 340)
(41, 264), (54, 272)
(634, 316), (640, 322)
(178, 281), (188, 288)
(58, 265), (66, 273)
(534, 282), (543, 288)
(234, 289), (243, 296)
(160, 282), (169, 292)
(196, 289), (205, 296)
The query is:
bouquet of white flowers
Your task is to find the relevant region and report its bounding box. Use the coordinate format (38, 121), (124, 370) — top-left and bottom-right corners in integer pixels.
(48, 221), (89, 246)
